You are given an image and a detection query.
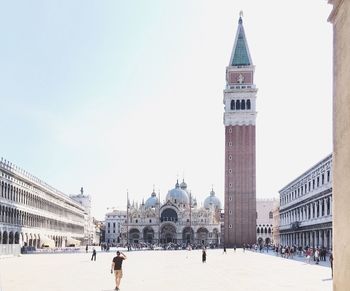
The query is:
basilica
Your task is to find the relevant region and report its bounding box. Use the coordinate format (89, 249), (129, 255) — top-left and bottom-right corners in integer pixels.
(120, 180), (222, 247)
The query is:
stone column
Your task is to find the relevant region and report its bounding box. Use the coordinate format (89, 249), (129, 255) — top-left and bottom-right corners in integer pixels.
(328, 1), (350, 289)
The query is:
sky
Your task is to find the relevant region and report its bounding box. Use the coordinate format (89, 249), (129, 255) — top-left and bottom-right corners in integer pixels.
(0, 0), (333, 220)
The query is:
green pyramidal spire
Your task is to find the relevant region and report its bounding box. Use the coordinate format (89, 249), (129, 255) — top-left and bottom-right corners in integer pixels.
(230, 15), (252, 66)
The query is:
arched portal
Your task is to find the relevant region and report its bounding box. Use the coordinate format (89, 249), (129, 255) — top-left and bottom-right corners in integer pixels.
(143, 227), (154, 243)
(15, 232), (20, 244)
(161, 224), (177, 244)
(9, 231), (14, 244)
(182, 227), (194, 244)
(2, 231), (8, 244)
(258, 237), (263, 245)
(160, 208), (178, 223)
(196, 227), (209, 245)
(129, 229), (140, 244)
(212, 228), (219, 245)
(265, 237), (271, 245)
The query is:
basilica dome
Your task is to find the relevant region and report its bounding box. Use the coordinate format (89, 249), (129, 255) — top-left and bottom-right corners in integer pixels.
(166, 180), (190, 205)
(145, 190), (158, 208)
(204, 188), (222, 209)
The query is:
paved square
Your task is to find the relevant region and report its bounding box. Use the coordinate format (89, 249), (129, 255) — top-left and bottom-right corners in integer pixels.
(0, 249), (332, 291)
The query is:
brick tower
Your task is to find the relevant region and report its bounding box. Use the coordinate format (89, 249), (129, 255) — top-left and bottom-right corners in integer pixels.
(223, 14), (257, 247)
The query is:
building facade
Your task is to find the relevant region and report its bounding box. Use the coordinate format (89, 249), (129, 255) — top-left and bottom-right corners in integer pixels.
(328, 1), (350, 289)
(224, 14), (257, 247)
(0, 158), (85, 250)
(120, 180), (221, 247)
(256, 199), (275, 245)
(70, 187), (96, 245)
(272, 199), (280, 245)
(279, 154), (333, 250)
(104, 209), (127, 245)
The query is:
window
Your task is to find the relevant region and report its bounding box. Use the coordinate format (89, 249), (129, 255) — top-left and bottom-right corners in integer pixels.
(269, 211), (273, 219)
(229, 128), (232, 133)
(247, 99), (251, 109)
(229, 224), (232, 228)
(236, 100), (241, 110)
(229, 196), (232, 201)
(229, 210), (232, 214)
(229, 169), (232, 173)
(317, 177), (320, 187)
(229, 141), (232, 146)
(229, 155), (232, 160)
(322, 174), (325, 184)
(327, 171), (330, 182)
(230, 100), (235, 110)
(241, 99), (246, 110)
(149, 219), (152, 223)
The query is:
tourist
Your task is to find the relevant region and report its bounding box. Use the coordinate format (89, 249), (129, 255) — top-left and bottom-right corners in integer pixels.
(202, 249), (207, 263)
(234, 245), (236, 252)
(315, 248), (320, 264)
(223, 245), (227, 254)
(91, 248), (96, 261)
(329, 251), (333, 278)
(111, 251), (127, 291)
(85, 244), (88, 253)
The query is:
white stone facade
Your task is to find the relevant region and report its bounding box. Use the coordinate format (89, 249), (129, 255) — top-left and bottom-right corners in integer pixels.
(118, 180), (221, 247)
(70, 188), (96, 245)
(0, 158), (85, 249)
(104, 210), (127, 244)
(256, 198), (275, 245)
(279, 154), (333, 249)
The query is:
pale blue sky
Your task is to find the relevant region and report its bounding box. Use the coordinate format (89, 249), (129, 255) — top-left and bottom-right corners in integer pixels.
(0, 1), (333, 219)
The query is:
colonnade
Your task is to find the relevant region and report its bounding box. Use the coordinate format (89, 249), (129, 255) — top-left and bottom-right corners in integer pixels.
(280, 228), (332, 250)
(280, 195), (332, 226)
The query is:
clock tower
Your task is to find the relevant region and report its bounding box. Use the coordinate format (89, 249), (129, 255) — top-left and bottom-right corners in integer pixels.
(223, 14), (257, 247)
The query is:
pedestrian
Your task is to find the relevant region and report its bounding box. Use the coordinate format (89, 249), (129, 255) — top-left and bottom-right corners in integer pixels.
(223, 246), (227, 254)
(202, 249), (207, 263)
(234, 245), (236, 252)
(111, 251), (127, 291)
(91, 248), (96, 261)
(86, 245), (88, 253)
(315, 248), (320, 264)
(329, 251), (333, 278)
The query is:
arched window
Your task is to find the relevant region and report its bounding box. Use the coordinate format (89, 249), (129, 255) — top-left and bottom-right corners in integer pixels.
(247, 99), (251, 109)
(230, 100), (235, 110)
(241, 99), (246, 110)
(269, 211), (273, 219)
(236, 100), (240, 110)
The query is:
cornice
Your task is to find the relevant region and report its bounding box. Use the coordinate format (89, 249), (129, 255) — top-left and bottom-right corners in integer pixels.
(328, 0), (345, 23)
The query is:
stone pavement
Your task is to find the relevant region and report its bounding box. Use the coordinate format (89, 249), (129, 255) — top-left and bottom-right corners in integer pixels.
(0, 248), (332, 291)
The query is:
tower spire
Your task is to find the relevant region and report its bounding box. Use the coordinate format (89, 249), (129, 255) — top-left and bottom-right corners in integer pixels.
(229, 12), (252, 67)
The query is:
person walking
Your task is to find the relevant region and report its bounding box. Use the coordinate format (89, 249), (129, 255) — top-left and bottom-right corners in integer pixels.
(202, 249), (207, 263)
(85, 245), (88, 253)
(111, 251), (127, 291)
(329, 251), (334, 278)
(91, 248), (96, 261)
(223, 246), (227, 254)
(315, 248), (320, 264)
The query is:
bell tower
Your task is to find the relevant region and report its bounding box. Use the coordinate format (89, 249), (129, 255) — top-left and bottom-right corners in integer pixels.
(223, 13), (257, 247)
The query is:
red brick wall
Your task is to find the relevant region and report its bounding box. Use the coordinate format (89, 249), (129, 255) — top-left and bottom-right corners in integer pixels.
(228, 71), (253, 85)
(224, 125), (256, 247)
